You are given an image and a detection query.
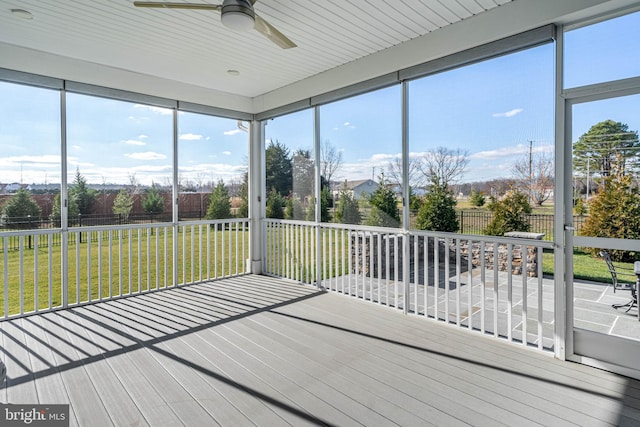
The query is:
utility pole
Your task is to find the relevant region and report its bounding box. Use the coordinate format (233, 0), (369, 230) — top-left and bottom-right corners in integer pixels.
(528, 140), (533, 204)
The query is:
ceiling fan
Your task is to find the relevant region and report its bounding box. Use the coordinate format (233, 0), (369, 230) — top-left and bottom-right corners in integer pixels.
(133, 0), (297, 49)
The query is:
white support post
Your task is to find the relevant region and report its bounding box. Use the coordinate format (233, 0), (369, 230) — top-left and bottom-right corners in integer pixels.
(314, 106), (323, 288)
(249, 120), (264, 274)
(60, 86), (69, 308)
(172, 108), (179, 287)
(554, 24), (568, 360)
(402, 81), (410, 315)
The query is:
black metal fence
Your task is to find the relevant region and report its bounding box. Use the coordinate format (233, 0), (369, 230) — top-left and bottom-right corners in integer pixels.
(0, 211), (247, 252)
(456, 210), (588, 240)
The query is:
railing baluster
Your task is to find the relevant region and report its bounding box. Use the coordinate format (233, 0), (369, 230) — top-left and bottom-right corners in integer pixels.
(538, 246), (544, 350)
(98, 231), (103, 301)
(48, 234), (53, 310)
(467, 239), (473, 330)
(434, 238), (439, 320)
(424, 236), (429, 318)
(19, 236), (24, 314)
(507, 243), (513, 341)
(190, 224), (195, 284)
(444, 237), (450, 322)
(119, 229), (123, 296)
(456, 238), (461, 326)
(377, 233), (382, 303)
(199, 224), (203, 281)
(228, 221), (232, 277)
(480, 241), (485, 334)
(109, 230), (113, 298)
(75, 232), (80, 304)
(4, 239), (8, 318)
(87, 231), (92, 302)
(493, 242), (499, 337)
(34, 235), (39, 312)
(522, 243), (528, 346)
(207, 223), (211, 279)
(137, 229), (142, 293)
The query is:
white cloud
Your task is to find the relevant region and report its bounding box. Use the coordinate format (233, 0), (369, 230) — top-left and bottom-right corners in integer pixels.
(138, 134), (148, 139)
(0, 154), (61, 167)
(222, 151), (232, 155)
(492, 108), (523, 118)
(224, 129), (242, 136)
(125, 152), (167, 160)
(471, 145), (528, 160)
(133, 104), (172, 115)
(471, 143), (553, 160)
(72, 145), (83, 151)
(123, 139), (146, 146)
(179, 133), (203, 141)
(344, 122), (350, 126)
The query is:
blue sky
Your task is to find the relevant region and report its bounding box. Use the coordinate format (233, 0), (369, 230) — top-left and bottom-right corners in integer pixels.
(1, 10), (639, 187)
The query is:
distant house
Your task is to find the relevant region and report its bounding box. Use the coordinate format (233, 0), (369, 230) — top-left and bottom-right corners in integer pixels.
(4, 183), (23, 193)
(333, 179), (379, 200)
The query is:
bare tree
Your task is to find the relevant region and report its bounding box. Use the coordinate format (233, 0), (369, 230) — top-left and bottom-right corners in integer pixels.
(513, 152), (554, 206)
(320, 141), (343, 187)
(385, 156), (426, 189)
(128, 173), (141, 195)
(420, 147), (469, 188)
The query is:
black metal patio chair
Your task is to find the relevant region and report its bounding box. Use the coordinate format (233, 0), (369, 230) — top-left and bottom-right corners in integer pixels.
(599, 250), (638, 313)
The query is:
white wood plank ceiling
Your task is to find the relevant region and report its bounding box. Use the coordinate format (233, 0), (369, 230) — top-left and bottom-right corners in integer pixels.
(0, 0), (512, 98)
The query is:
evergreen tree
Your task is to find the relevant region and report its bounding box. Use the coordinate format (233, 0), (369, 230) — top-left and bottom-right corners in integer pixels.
(265, 141), (292, 196)
(335, 189), (361, 225)
(112, 189), (134, 221)
(365, 177), (399, 227)
(581, 174), (640, 261)
(469, 189), (486, 207)
(50, 193), (79, 226)
(70, 168), (97, 214)
(206, 180), (231, 220)
(285, 196), (305, 220)
(266, 188), (285, 219)
(142, 184), (164, 215)
(483, 189), (532, 236)
(416, 180), (458, 232)
(1, 188), (41, 229)
(573, 120), (640, 182)
(238, 172), (249, 218)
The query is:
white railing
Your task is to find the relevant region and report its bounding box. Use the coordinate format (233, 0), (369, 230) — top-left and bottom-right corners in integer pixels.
(0, 218), (249, 320)
(263, 219), (555, 350)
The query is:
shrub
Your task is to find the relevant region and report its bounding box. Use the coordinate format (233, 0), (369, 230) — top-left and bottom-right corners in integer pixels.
(415, 181), (458, 232)
(366, 179), (399, 227)
(469, 189), (486, 207)
(1, 188), (41, 229)
(335, 190), (361, 225)
(483, 189), (531, 236)
(112, 189), (134, 221)
(266, 189), (285, 219)
(573, 197), (587, 216)
(206, 180), (231, 220)
(581, 174), (640, 261)
(142, 184), (164, 214)
(285, 196), (305, 220)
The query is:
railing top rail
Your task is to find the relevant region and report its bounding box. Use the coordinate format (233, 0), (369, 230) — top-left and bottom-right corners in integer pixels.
(411, 228), (555, 248)
(264, 219), (318, 227)
(0, 228), (62, 238)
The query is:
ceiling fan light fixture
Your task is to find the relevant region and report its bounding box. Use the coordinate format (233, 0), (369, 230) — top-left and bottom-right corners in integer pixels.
(221, 0), (255, 31)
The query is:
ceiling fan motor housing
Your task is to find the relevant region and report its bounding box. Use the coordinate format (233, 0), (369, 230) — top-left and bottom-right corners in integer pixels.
(221, 0), (255, 31)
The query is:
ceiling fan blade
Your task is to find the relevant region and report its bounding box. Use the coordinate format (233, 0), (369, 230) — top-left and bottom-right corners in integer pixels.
(254, 14), (297, 49)
(133, 2), (221, 11)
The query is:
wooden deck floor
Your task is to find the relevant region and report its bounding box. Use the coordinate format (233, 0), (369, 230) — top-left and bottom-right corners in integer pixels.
(1, 275), (640, 426)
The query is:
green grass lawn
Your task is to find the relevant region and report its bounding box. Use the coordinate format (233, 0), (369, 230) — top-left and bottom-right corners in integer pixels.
(0, 226), (249, 317)
(542, 248), (634, 284)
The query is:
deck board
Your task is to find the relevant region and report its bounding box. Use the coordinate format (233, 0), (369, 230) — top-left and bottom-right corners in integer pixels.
(1, 275), (640, 426)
